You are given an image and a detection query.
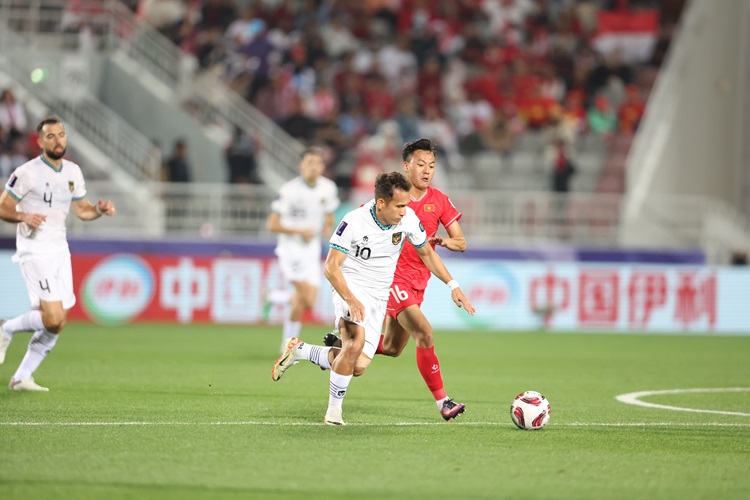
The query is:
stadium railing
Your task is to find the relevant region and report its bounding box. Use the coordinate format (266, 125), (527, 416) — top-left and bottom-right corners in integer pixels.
(0, 10), (158, 185)
(1, 182), (624, 246)
(0, 178), (746, 263)
(0, 0), (305, 190)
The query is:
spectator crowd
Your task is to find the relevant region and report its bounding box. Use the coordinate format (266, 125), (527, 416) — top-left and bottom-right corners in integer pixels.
(0, 0), (684, 196)
(136, 0), (683, 194)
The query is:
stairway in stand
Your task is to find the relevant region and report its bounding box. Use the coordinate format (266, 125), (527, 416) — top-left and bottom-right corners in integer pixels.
(596, 132), (634, 194)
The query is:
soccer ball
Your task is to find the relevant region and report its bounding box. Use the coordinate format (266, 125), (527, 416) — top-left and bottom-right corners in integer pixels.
(510, 391), (551, 430)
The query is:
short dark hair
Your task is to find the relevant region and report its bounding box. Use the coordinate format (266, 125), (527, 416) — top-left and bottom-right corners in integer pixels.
(402, 138), (436, 162)
(301, 147), (325, 160)
(374, 171), (411, 201)
(37, 117), (62, 134)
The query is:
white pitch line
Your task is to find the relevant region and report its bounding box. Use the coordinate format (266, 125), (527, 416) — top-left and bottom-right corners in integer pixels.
(616, 388), (750, 417)
(1, 421), (750, 427)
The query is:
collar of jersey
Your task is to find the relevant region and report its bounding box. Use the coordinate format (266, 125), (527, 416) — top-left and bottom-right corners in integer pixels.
(40, 154), (63, 172)
(410, 186), (430, 203)
(369, 204), (392, 230)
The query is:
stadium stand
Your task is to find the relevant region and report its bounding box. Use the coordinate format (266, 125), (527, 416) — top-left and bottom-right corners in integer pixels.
(2, 0), (749, 261)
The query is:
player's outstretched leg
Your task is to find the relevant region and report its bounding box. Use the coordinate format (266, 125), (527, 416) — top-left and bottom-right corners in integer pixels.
(272, 337), (302, 381)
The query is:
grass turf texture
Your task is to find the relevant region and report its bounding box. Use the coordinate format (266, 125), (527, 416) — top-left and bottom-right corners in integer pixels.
(1, 324), (749, 499)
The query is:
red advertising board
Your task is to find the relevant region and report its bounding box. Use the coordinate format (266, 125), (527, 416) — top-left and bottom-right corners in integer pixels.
(69, 254), (332, 325)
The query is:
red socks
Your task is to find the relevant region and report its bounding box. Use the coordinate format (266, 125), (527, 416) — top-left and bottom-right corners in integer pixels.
(375, 334), (385, 355)
(416, 346), (446, 401)
(378, 338), (448, 402)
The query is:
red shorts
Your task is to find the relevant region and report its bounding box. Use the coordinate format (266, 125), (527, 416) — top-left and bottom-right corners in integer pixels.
(386, 281), (425, 319)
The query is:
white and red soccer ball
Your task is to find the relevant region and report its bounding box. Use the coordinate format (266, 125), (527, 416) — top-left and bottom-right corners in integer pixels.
(510, 391), (551, 430)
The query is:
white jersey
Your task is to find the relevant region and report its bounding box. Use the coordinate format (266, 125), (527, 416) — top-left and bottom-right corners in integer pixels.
(329, 200), (427, 301)
(4, 155), (86, 260)
(271, 175), (339, 255)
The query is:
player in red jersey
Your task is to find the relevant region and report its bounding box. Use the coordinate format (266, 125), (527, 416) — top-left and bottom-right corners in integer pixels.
(381, 138), (468, 420)
(326, 138), (469, 420)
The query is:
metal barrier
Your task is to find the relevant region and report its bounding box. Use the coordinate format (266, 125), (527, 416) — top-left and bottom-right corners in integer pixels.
(0, 19), (157, 184)
(0, 185), (624, 245)
(0, 0), (304, 186)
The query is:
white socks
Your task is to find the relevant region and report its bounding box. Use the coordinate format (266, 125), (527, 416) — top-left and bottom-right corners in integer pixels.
(2, 310), (44, 337)
(282, 320), (302, 343)
(328, 370), (352, 411)
(296, 343), (334, 370)
(12, 329), (58, 381)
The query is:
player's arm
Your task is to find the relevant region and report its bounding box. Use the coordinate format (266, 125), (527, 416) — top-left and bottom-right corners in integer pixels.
(266, 211), (315, 241)
(0, 189), (46, 227)
(414, 243), (475, 315)
(430, 220), (467, 252)
(323, 247), (366, 322)
(72, 197), (116, 221)
(322, 212), (335, 238)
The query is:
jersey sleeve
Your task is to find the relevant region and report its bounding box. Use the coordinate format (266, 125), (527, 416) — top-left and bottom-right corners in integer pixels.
(438, 192), (462, 229)
(72, 165), (87, 200)
(4, 167), (31, 201)
(324, 182), (340, 214)
(329, 216), (353, 254)
(270, 184), (290, 215)
(404, 209), (428, 248)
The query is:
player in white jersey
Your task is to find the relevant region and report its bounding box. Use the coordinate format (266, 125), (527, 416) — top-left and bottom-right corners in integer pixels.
(272, 172), (475, 425)
(0, 117), (116, 391)
(265, 148), (339, 351)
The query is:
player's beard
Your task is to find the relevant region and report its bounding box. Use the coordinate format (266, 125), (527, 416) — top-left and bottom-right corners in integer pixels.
(46, 146), (67, 160)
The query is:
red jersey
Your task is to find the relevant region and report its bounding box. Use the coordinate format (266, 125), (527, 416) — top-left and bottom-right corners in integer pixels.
(394, 186), (462, 290)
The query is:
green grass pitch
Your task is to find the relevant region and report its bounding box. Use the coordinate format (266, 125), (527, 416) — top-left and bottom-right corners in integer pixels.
(1, 324), (749, 499)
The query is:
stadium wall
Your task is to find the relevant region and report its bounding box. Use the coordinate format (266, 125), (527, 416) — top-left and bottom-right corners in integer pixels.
(623, 0), (749, 246)
(2, 237), (747, 334)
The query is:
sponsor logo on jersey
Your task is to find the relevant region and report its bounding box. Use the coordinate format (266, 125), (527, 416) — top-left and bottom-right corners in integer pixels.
(392, 232), (402, 245)
(335, 221), (348, 236)
(362, 236), (369, 243)
(419, 222), (425, 232)
(69, 181), (74, 192)
(8, 175), (17, 187)
(424, 204), (435, 212)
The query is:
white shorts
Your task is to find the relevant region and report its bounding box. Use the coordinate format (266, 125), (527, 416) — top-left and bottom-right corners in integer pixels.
(19, 253), (76, 310)
(332, 287), (386, 359)
(277, 247), (322, 286)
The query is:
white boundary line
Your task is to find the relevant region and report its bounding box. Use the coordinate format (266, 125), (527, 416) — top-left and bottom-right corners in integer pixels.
(2, 387), (748, 427)
(616, 388), (750, 416)
(1, 421), (749, 427)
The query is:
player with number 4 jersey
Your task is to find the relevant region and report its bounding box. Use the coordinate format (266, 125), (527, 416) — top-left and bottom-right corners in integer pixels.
(0, 117), (116, 391)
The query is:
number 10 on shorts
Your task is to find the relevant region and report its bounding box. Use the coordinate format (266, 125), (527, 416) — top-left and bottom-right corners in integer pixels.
(390, 284), (410, 303)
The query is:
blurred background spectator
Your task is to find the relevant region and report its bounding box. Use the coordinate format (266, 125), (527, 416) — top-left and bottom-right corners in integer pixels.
(0, 88), (32, 182)
(225, 126), (261, 184)
(165, 138), (192, 183)
(0, 88), (28, 149)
